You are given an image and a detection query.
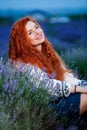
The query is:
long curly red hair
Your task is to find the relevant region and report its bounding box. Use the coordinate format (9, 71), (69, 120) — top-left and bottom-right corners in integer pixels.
(9, 16), (70, 80)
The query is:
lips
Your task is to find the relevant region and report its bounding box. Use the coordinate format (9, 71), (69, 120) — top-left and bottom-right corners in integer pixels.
(36, 33), (43, 40)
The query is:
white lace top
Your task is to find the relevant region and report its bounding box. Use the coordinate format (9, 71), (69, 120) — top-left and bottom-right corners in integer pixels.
(17, 63), (87, 98)
(64, 72), (87, 87)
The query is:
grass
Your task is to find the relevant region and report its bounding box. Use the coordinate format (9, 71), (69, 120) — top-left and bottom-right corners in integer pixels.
(61, 47), (87, 80)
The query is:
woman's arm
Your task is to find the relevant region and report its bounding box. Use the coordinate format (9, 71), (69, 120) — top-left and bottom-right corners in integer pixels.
(64, 72), (87, 93)
(17, 63), (87, 97)
(71, 85), (87, 94)
(18, 63), (71, 97)
(64, 72), (82, 86)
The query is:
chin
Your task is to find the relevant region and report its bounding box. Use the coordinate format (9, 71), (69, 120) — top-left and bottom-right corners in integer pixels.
(41, 39), (45, 43)
(36, 39), (44, 44)
(41, 37), (45, 43)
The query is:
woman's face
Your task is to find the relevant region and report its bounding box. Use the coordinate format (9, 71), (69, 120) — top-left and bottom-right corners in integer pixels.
(25, 21), (45, 46)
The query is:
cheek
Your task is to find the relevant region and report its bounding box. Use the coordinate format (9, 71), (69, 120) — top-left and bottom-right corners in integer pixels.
(41, 30), (45, 37)
(30, 38), (37, 45)
(28, 34), (35, 41)
(40, 28), (43, 33)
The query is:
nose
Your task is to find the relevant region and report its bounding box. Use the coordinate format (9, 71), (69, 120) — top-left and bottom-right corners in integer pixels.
(35, 31), (39, 34)
(34, 28), (39, 34)
(34, 31), (40, 37)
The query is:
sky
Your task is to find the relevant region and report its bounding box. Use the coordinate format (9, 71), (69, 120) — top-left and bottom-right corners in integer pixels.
(0, 0), (87, 10)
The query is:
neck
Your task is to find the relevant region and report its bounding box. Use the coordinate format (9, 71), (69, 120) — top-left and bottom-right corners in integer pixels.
(35, 44), (42, 52)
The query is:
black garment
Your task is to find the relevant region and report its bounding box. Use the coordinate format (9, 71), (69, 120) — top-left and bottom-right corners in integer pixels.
(49, 93), (80, 120)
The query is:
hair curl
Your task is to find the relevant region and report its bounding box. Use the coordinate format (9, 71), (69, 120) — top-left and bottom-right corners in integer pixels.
(9, 16), (70, 80)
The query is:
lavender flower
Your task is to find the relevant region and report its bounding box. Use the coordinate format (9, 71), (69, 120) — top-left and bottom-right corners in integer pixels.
(2, 84), (9, 91)
(49, 72), (56, 79)
(0, 101), (3, 107)
(20, 97), (23, 105)
(11, 85), (15, 93)
(67, 125), (78, 130)
(20, 89), (24, 95)
(30, 85), (37, 92)
(12, 112), (17, 122)
(0, 66), (3, 74)
(17, 63), (25, 73)
(4, 75), (9, 82)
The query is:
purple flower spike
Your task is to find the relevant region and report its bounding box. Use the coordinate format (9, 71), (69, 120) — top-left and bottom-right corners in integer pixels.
(20, 89), (24, 95)
(0, 67), (3, 74)
(30, 85), (37, 92)
(0, 101), (3, 106)
(9, 80), (13, 86)
(18, 63), (25, 73)
(5, 75), (9, 82)
(49, 72), (56, 79)
(67, 125), (77, 130)
(11, 86), (15, 93)
(20, 97), (23, 105)
(12, 112), (17, 122)
(3, 84), (9, 91)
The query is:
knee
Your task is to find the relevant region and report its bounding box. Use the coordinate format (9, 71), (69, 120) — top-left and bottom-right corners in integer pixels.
(80, 94), (87, 115)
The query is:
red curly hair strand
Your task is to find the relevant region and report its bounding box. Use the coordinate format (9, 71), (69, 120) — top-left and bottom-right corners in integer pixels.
(9, 16), (70, 80)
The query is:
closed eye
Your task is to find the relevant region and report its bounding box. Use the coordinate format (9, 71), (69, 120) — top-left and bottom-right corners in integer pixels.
(28, 31), (32, 35)
(35, 25), (39, 29)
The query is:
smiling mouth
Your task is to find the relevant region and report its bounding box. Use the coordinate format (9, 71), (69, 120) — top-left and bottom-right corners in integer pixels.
(36, 33), (43, 40)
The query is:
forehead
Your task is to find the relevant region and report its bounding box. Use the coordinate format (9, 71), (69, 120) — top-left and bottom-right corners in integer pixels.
(25, 21), (35, 31)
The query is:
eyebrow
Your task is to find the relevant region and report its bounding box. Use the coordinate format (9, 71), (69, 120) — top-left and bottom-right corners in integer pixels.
(27, 29), (32, 33)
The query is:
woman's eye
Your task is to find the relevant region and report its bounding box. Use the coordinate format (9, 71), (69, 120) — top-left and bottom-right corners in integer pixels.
(35, 25), (39, 29)
(28, 32), (32, 35)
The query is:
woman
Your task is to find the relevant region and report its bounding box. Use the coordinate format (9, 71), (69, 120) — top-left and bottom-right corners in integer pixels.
(8, 16), (87, 119)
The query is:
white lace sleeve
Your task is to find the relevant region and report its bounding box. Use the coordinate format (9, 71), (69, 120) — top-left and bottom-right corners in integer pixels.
(18, 64), (71, 97)
(64, 72), (87, 87)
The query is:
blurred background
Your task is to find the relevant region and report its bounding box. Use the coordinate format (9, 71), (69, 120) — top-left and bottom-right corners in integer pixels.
(0, 0), (87, 79)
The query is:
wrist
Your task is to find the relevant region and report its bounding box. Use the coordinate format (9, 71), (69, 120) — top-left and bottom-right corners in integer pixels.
(74, 85), (77, 93)
(71, 85), (77, 93)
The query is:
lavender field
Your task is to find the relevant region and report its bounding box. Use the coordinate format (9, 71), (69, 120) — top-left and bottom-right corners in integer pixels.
(40, 19), (87, 51)
(0, 15), (87, 129)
